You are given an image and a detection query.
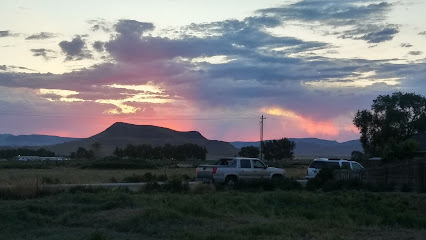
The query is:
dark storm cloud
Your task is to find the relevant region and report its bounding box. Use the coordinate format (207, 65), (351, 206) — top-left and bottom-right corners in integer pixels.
(401, 43), (413, 48)
(258, 1), (390, 21)
(0, 65), (6, 71)
(114, 20), (154, 36)
(358, 27), (398, 43)
(106, 17), (328, 63)
(59, 36), (92, 61)
(257, 1), (396, 44)
(25, 32), (56, 40)
(92, 41), (104, 52)
(0, 31), (10, 37)
(0, 31), (18, 37)
(408, 51), (422, 56)
(31, 48), (56, 60)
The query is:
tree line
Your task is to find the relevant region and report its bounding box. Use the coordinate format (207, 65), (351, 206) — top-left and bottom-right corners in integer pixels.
(70, 143), (208, 161)
(238, 138), (295, 161)
(0, 148), (55, 159)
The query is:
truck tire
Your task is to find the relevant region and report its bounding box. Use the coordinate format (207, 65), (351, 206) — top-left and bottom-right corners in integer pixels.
(225, 175), (237, 187)
(271, 175), (283, 184)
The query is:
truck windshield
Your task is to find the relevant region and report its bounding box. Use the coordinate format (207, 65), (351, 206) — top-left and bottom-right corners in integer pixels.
(253, 160), (265, 168)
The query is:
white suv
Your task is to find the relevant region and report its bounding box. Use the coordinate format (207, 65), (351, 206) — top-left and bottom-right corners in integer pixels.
(306, 158), (364, 179)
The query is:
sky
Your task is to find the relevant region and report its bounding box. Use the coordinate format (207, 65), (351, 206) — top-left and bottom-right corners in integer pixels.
(1, 0), (426, 142)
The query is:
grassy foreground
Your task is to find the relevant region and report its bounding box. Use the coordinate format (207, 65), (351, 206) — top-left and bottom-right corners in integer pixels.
(1, 189), (425, 240)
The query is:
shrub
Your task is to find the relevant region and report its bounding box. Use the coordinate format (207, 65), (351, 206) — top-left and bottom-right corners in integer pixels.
(88, 230), (109, 240)
(162, 178), (190, 193)
(0, 179), (39, 199)
(41, 176), (60, 184)
(157, 174), (168, 182)
(122, 174), (144, 183)
(108, 177), (118, 183)
(306, 168), (334, 191)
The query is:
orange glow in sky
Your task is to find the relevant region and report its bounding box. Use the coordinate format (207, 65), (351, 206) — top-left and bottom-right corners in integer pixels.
(261, 107), (355, 138)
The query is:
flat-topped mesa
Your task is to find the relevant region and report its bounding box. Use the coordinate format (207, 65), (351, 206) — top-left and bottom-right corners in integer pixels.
(97, 122), (206, 140)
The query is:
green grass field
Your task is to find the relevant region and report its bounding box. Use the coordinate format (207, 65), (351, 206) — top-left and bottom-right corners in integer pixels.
(1, 189), (425, 240)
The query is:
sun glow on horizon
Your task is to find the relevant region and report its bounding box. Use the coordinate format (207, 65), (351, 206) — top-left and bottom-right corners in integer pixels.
(261, 106), (357, 137)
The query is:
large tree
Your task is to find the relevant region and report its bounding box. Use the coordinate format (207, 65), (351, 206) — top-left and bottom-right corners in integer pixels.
(261, 138), (295, 161)
(238, 146), (260, 158)
(353, 92), (426, 157)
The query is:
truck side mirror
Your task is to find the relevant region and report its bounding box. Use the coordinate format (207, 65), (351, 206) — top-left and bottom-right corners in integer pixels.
(264, 165), (268, 169)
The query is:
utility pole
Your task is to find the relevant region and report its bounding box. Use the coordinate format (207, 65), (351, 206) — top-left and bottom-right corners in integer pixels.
(260, 115), (266, 161)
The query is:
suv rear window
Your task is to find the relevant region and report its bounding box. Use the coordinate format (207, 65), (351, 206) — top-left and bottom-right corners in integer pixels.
(325, 162), (340, 169)
(341, 162), (351, 169)
(309, 161), (325, 169)
(309, 161), (339, 169)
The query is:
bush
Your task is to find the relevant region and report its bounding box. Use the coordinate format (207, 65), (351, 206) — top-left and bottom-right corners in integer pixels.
(122, 172), (157, 183)
(306, 168), (334, 191)
(157, 174), (168, 182)
(218, 178), (302, 192)
(278, 178), (303, 191)
(162, 178), (190, 193)
(41, 176), (60, 184)
(88, 230), (109, 240)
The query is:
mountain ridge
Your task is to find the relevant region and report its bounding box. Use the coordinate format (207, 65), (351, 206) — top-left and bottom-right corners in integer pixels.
(42, 122), (238, 158)
(0, 134), (80, 147)
(231, 138), (362, 157)
(0, 124), (362, 158)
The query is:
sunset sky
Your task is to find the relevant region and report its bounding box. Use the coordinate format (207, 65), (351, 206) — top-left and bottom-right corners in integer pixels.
(1, 0), (426, 142)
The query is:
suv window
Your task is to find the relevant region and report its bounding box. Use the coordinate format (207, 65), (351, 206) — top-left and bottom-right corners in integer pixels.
(325, 162), (340, 169)
(253, 160), (265, 168)
(228, 160), (237, 167)
(240, 159), (251, 168)
(341, 162), (351, 169)
(309, 161), (326, 169)
(351, 162), (363, 170)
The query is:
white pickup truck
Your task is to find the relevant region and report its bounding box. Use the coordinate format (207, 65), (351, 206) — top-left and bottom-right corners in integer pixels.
(196, 157), (286, 184)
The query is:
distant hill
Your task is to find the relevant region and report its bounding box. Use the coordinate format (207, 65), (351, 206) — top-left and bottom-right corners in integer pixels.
(231, 138), (362, 158)
(0, 134), (80, 147)
(45, 122), (238, 158)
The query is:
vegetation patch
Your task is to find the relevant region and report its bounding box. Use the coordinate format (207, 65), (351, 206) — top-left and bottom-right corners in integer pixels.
(1, 190), (424, 240)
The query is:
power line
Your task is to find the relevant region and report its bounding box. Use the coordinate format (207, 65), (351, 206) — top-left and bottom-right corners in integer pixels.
(260, 115), (266, 161)
(0, 111), (356, 128)
(0, 111), (259, 121)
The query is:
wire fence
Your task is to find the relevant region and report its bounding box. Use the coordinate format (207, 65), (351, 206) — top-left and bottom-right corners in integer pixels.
(334, 159), (426, 192)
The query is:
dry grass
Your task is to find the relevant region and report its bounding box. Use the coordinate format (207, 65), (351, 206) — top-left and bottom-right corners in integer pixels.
(285, 168), (307, 179)
(0, 168), (195, 185)
(0, 178), (39, 199)
(0, 164), (308, 185)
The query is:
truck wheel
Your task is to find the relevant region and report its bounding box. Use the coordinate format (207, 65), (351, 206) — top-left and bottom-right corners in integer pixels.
(271, 175), (283, 184)
(225, 176), (237, 187)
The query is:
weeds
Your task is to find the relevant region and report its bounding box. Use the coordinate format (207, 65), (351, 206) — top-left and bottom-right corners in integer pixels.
(0, 189), (425, 240)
